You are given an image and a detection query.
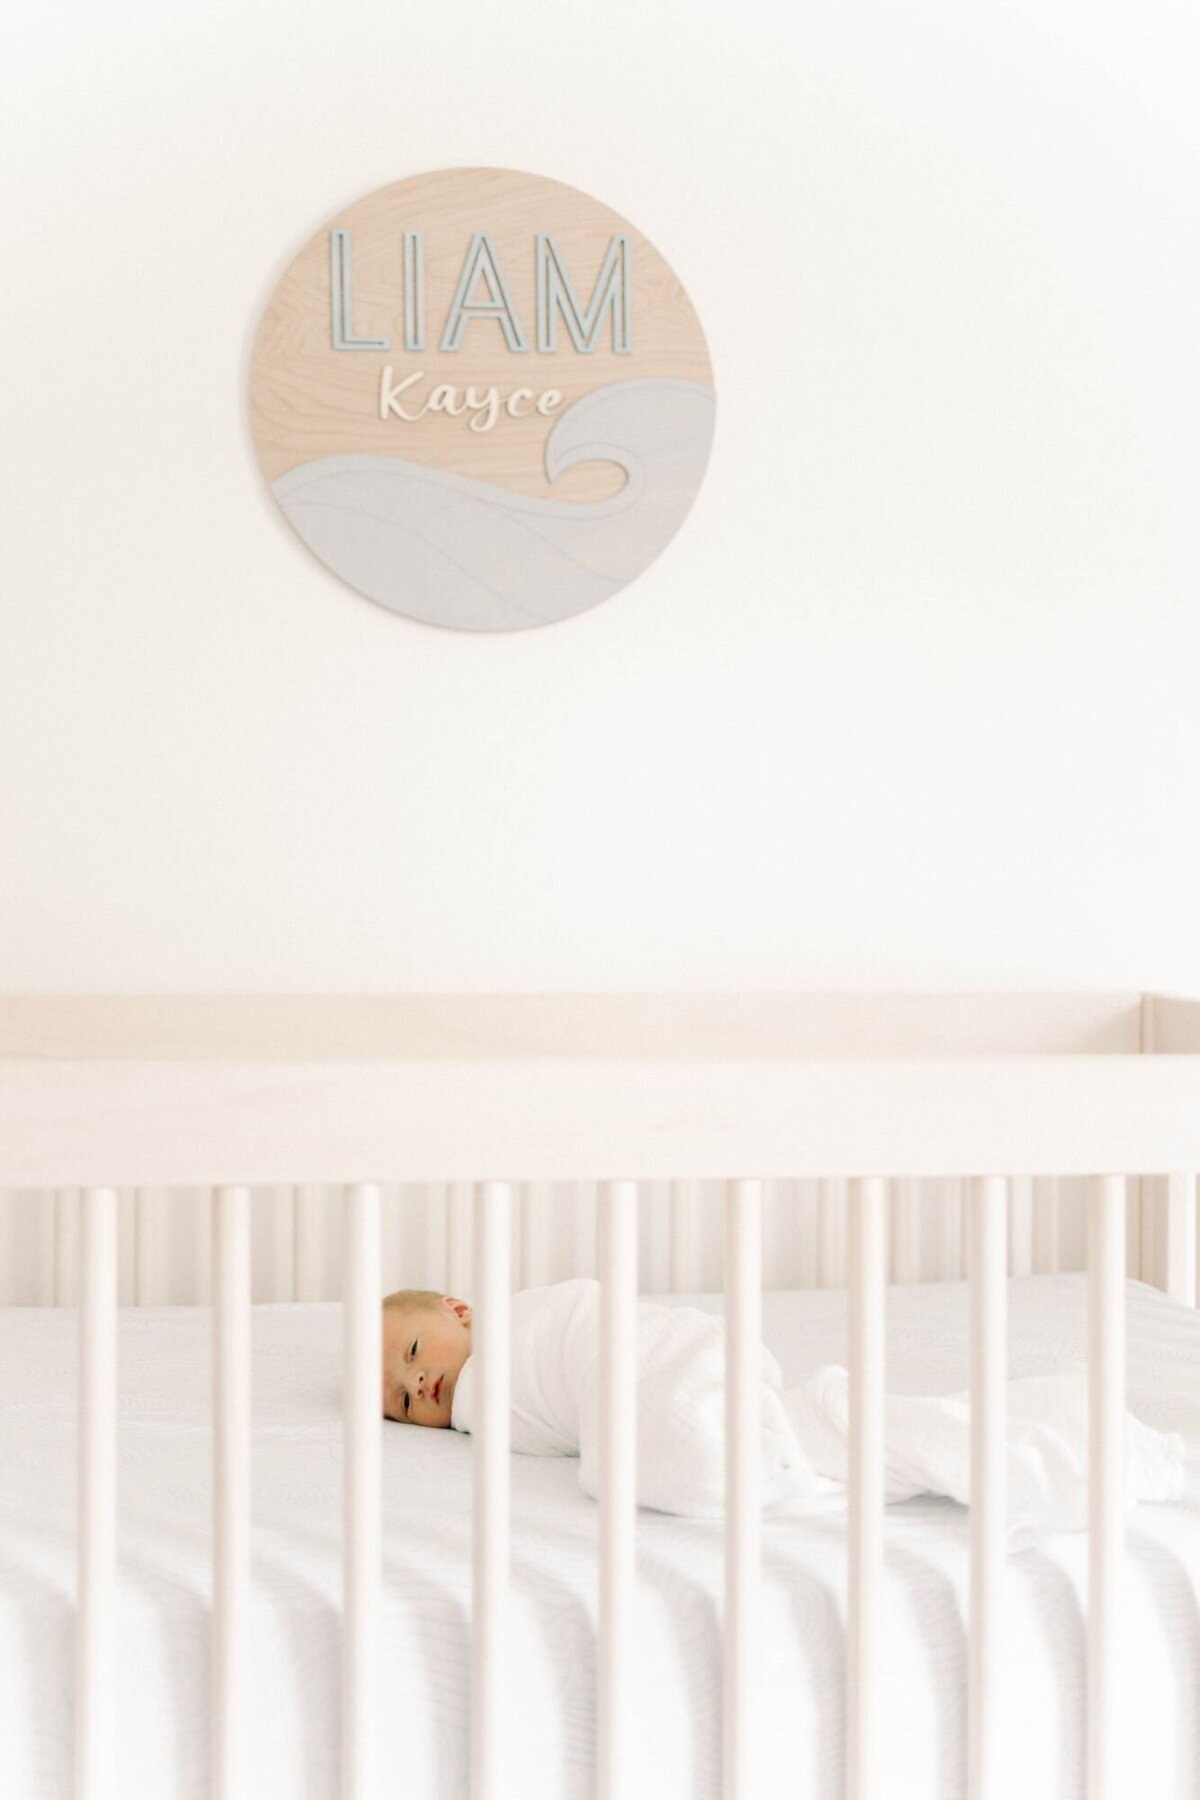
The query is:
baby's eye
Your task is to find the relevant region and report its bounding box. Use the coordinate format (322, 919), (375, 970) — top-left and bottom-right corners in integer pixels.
(409, 1339), (418, 1360)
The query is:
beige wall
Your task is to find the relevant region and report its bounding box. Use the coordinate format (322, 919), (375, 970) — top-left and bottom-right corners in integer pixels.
(1, 1), (1197, 993)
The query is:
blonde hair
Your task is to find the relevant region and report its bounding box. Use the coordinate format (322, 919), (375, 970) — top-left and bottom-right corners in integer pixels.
(382, 1288), (445, 1313)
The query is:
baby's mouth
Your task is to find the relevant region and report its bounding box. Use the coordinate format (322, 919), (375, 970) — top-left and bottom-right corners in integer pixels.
(432, 1375), (444, 1406)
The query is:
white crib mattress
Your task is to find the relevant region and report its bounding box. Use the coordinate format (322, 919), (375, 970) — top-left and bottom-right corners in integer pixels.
(2, 1275), (1200, 1799)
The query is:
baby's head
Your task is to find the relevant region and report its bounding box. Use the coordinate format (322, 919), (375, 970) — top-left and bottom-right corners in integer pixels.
(381, 1289), (473, 1427)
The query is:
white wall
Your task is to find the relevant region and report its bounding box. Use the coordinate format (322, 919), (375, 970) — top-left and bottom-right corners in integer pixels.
(2, 1), (1198, 994)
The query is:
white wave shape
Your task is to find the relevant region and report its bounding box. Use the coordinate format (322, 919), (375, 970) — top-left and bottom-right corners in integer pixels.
(271, 377), (716, 631)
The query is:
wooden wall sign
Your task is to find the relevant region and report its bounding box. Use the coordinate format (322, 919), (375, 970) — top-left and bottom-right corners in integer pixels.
(250, 167), (715, 632)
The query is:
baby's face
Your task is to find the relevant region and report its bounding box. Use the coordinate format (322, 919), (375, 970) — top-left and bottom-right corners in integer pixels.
(381, 1296), (472, 1427)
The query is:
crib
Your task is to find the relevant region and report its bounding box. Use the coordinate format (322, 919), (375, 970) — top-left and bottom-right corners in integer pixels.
(2, 990), (1200, 1800)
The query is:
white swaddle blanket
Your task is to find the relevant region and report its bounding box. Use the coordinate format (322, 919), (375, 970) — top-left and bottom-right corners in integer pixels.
(450, 1281), (1187, 1536)
(451, 1279), (825, 1515)
(785, 1364), (1187, 1549)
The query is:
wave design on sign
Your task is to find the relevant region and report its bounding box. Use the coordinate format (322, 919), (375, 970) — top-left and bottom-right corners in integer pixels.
(270, 378), (716, 631)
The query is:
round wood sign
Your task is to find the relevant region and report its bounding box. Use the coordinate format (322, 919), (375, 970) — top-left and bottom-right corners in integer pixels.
(250, 167), (715, 632)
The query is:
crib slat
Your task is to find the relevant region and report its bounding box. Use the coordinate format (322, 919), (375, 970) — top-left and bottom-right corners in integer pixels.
(891, 1178), (921, 1285)
(343, 1184), (382, 1800)
(1164, 1172), (1197, 1306)
(939, 1177), (963, 1281)
(968, 1177), (1007, 1800)
(212, 1185), (251, 1800)
(573, 1180), (598, 1278)
(193, 1184), (213, 1305)
(725, 1178), (763, 1800)
(669, 1179), (702, 1292)
(472, 1182), (511, 1800)
(1088, 1175), (1126, 1800)
(817, 1177), (842, 1287)
(645, 1178), (673, 1292)
(447, 1180), (473, 1297)
(77, 1186), (117, 1800)
(1033, 1176), (1060, 1274)
(597, 1181), (638, 1800)
(134, 1188), (150, 1305)
(792, 1180), (818, 1290)
(135, 1187), (166, 1306)
(847, 1177), (887, 1800)
(57, 1188), (80, 1307)
(1126, 1179), (1143, 1283)
(37, 1187), (56, 1304)
(1140, 1175), (1160, 1291)
(294, 1183), (325, 1301)
(519, 1182), (553, 1289)
(270, 1187), (296, 1302)
(1008, 1175), (1033, 1278)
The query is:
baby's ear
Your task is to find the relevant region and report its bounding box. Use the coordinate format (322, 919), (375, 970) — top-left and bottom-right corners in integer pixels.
(443, 1295), (472, 1325)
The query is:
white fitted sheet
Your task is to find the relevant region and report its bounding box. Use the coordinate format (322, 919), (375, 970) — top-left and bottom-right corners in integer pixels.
(2, 1275), (1200, 1799)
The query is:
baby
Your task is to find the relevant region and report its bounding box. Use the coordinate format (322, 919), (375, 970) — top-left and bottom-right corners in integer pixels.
(379, 1277), (1185, 1537)
(380, 1289), (473, 1429)
(380, 1277), (818, 1515)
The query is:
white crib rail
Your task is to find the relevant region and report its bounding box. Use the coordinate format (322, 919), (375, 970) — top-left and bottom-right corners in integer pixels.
(343, 1184), (382, 1800)
(212, 1186), (251, 1800)
(596, 1181), (638, 1800)
(724, 1179), (763, 1800)
(59, 1166), (1200, 1800)
(471, 1183), (512, 1800)
(846, 1177), (887, 1800)
(968, 1177), (1007, 1800)
(1088, 1177), (1126, 1800)
(76, 1187), (117, 1800)
(6, 992), (1192, 1798)
(1165, 1170), (1198, 1306)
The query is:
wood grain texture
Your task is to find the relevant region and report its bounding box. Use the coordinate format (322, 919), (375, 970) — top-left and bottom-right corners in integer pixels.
(250, 167), (713, 500)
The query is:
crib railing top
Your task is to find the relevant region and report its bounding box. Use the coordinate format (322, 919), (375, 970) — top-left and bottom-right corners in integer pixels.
(1, 993), (1198, 1186)
(0, 990), (1190, 1062)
